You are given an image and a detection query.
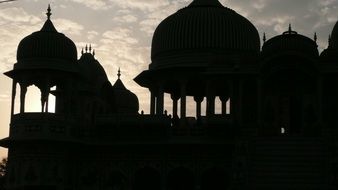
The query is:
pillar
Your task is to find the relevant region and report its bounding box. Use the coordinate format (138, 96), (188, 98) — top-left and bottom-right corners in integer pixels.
(150, 89), (156, 115)
(220, 96), (228, 115)
(317, 77), (323, 131)
(171, 94), (179, 117)
(257, 79), (262, 127)
(10, 80), (17, 117)
(180, 82), (186, 118)
(156, 85), (164, 115)
(194, 96), (203, 118)
(206, 96), (215, 116)
(20, 84), (27, 113)
(40, 87), (49, 113)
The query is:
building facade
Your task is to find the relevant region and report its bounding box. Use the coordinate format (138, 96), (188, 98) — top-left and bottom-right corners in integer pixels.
(2, 0), (338, 189)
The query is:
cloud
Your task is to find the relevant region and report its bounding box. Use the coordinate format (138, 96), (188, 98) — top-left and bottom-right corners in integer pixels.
(0, 7), (41, 24)
(53, 18), (84, 35)
(66, 0), (110, 10)
(113, 14), (138, 23)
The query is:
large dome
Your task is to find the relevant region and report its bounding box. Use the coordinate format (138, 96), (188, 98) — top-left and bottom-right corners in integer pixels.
(320, 21), (338, 62)
(16, 7), (77, 68)
(150, 0), (260, 69)
(330, 21), (338, 49)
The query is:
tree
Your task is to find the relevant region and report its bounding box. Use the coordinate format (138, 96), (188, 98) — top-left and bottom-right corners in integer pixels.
(0, 158), (7, 190)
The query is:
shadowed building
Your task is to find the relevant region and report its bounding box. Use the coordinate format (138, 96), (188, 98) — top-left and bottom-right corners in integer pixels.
(1, 0), (338, 189)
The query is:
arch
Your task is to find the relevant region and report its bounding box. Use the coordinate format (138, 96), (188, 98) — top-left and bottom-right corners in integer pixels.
(104, 171), (127, 190)
(200, 167), (229, 190)
(167, 167), (194, 190)
(133, 167), (161, 190)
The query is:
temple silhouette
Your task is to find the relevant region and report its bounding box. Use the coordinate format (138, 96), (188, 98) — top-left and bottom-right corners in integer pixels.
(1, 0), (338, 189)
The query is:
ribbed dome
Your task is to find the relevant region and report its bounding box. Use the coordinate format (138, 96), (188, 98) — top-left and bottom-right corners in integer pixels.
(262, 29), (319, 58)
(151, 0), (260, 69)
(17, 17), (77, 65)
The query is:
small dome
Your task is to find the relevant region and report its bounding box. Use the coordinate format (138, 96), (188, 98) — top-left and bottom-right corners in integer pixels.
(111, 79), (139, 114)
(262, 28), (319, 58)
(320, 46), (338, 63)
(150, 0), (260, 69)
(101, 71), (139, 114)
(78, 51), (108, 88)
(16, 7), (77, 67)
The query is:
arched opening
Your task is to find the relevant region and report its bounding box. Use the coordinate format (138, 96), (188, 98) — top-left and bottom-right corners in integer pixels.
(215, 96), (222, 114)
(104, 171), (127, 190)
(133, 167), (161, 190)
(25, 85), (42, 113)
(167, 167), (194, 190)
(200, 168), (229, 190)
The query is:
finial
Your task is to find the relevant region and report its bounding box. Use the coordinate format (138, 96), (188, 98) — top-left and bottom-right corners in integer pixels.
(85, 44), (88, 53)
(46, 4), (52, 20)
(288, 23), (292, 33)
(263, 32), (266, 43)
(93, 49), (95, 57)
(89, 44), (92, 53)
(314, 32), (317, 42)
(81, 48), (84, 55)
(117, 68), (121, 79)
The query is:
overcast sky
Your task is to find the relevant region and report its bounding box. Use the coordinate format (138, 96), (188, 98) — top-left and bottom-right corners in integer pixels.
(0, 0), (337, 157)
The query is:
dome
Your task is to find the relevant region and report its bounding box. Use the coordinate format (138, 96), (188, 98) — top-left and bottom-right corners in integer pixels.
(16, 7), (77, 67)
(78, 51), (108, 88)
(111, 78), (139, 114)
(262, 28), (319, 58)
(331, 21), (338, 49)
(320, 22), (338, 62)
(101, 71), (139, 114)
(150, 0), (260, 69)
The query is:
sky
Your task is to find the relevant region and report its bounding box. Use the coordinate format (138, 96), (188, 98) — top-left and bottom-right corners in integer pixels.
(0, 0), (337, 157)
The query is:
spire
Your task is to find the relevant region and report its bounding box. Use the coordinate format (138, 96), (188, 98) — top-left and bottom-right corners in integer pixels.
(117, 68), (121, 79)
(288, 23), (292, 33)
(314, 32), (317, 43)
(81, 48), (84, 55)
(263, 32), (266, 44)
(46, 4), (52, 20)
(89, 44), (92, 53)
(85, 44), (88, 53)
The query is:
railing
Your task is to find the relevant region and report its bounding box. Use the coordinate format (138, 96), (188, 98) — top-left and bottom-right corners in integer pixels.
(9, 113), (237, 141)
(10, 113), (71, 139)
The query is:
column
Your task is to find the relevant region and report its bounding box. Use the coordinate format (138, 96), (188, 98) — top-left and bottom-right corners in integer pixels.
(229, 80), (235, 117)
(150, 89), (156, 115)
(206, 96), (215, 116)
(317, 77), (323, 132)
(238, 79), (243, 125)
(40, 87), (49, 113)
(171, 94), (179, 117)
(180, 82), (186, 118)
(156, 85), (164, 115)
(257, 79), (262, 127)
(10, 80), (17, 117)
(194, 96), (203, 118)
(20, 83), (27, 113)
(220, 96), (228, 115)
